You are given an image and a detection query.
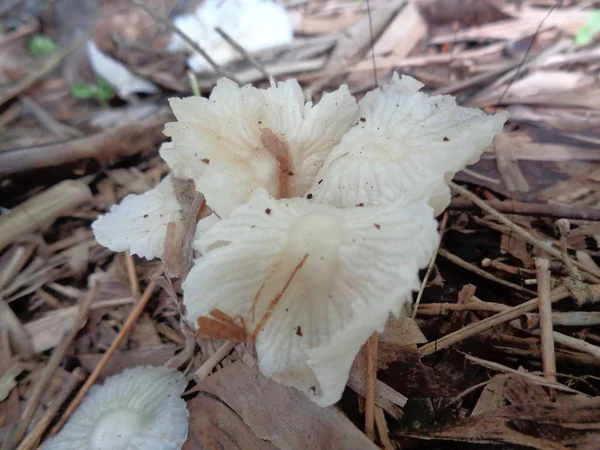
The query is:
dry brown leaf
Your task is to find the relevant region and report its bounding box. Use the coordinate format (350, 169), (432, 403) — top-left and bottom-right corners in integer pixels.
(198, 360), (379, 450)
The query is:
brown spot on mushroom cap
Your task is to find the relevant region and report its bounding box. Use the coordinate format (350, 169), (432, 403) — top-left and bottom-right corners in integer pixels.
(265, 208), (272, 215)
(296, 326), (303, 337)
(374, 223), (381, 230)
(201, 158), (210, 164)
(443, 136), (449, 142)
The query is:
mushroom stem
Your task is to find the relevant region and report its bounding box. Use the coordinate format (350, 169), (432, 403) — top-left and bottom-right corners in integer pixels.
(365, 332), (379, 441)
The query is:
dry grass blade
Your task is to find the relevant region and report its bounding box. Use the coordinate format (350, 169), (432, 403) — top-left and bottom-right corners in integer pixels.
(194, 340), (237, 381)
(0, 180), (92, 252)
(365, 332), (378, 441)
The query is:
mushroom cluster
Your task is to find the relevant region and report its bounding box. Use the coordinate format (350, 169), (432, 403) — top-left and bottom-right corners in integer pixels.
(93, 74), (507, 406)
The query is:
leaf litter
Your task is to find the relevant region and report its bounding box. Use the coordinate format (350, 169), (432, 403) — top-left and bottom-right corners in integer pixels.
(2, 0), (600, 449)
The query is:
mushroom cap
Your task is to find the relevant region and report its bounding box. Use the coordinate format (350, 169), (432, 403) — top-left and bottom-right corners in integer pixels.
(184, 188), (438, 406)
(161, 77), (357, 218)
(43, 366), (189, 450)
(92, 175), (183, 260)
(308, 73), (508, 214)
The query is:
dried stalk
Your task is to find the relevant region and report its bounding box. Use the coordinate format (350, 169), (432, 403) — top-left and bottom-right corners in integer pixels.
(0, 296), (32, 356)
(194, 340), (237, 380)
(374, 406), (393, 450)
(413, 212), (448, 318)
(438, 248), (534, 295)
(0, 180), (92, 251)
(449, 182), (600, 281)
(49, 280), (156, 436)
(215, 27), (272, 80)
(365, 333), (378, 441)
(418, 287), (571, 357)
(124, 251), (140, 298)
(535, 258), (556, 401)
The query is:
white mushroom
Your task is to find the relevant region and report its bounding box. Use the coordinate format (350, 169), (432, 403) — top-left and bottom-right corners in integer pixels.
(308, 73), (508, 214)
(160, 77), (357, 218)
(184, 188), (439, 406)
(43, 366), (189, 450)
(92, 175), (183, 260)
(168, 0), (293, 73)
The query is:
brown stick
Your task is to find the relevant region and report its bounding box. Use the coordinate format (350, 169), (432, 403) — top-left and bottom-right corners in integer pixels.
(0, 296), (32, 356)
(17, 368), (85, 450)
(48, 280), (156, 436)
(449, 182), (600, 280)
(124, 251), (140, 298)
(194, 340), (237, 380)
(0, 108), (170, 177)
(535, 258), (557, 401)
(418, 286), (571, 357)
(450, 198), (600, 222)
(365, 333), (378, 441)
(13, 283), (98, 446)
(438, 248), (534, 296)
(0, 180), (92, 252)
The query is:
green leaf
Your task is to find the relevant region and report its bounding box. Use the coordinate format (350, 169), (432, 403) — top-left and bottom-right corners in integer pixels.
(94, 78), (115, 101)
(71, 82), (95, 99)
(575, 10), (600, 46)
(28, 34), (57, 57)
(575, 27), (593, 46)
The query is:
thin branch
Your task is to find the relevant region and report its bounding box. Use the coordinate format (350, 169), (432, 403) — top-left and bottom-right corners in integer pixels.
(365, 333), (378, 441)
(214, 27), (272, 80)
(413, 212), (448, 318)
(194, 340), (237, 380)
(438, 248), (535, 296)
(124, 251), (140, 298)
(535, 257), (556, 401)
(449, 181), (600, 281)
(418, 286), (571, 357)
(126, 0), (239, 83)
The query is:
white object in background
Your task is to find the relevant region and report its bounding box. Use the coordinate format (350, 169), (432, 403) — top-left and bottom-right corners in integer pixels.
(169, 0), (293, 73)
(86, 40), (158, 99)
(43, 366), (189, 450)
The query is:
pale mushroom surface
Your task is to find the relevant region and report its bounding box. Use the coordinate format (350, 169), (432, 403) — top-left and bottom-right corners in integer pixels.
(92, 175), (183, 260)
(43, 366), (189, 450)
(168, 0), (293, 73)
(86, 41), (158, 99)
(184, 189), (439, 406)
(161, 78), (357, 218)
(308, 73), (508, 214)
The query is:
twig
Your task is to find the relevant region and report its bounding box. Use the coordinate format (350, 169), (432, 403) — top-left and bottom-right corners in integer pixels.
(535, 258), (556, 401)
(194, 340), (237, 380)
(462, 352), (582, 395)
(214, 27), (272, 80)
(438, 248), (534, 296)
(0, 180), (92, 252)
(12, 283), (98, 446)
(450, 198), (600, 222)
(0, 296), (32, 356)
(48, 280), (157, 436)
(16, 368), (85, 450)
(552, 332), (600, 360)
(124, 251), (140, 298)
(0, 243), (37, 291)
(365, 333), (378, 441)
(413, 212), (448, 318)
(418, 286), (571, 357)
(19, 97), (83, 139)
(126, 0), (239, 82)
(374, 406), (393, 450)
(449, 182), (600, 281)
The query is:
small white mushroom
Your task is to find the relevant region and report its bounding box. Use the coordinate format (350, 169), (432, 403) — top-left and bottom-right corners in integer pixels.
(308, 73), (508, 214)
(86, 41), (158, 100)
(43, 366), (189, 450)
(183, 188), (439, 406)
(161, 77), (357, 218)
(92, 175), (183, 260)
(168, 0), (293, 73)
